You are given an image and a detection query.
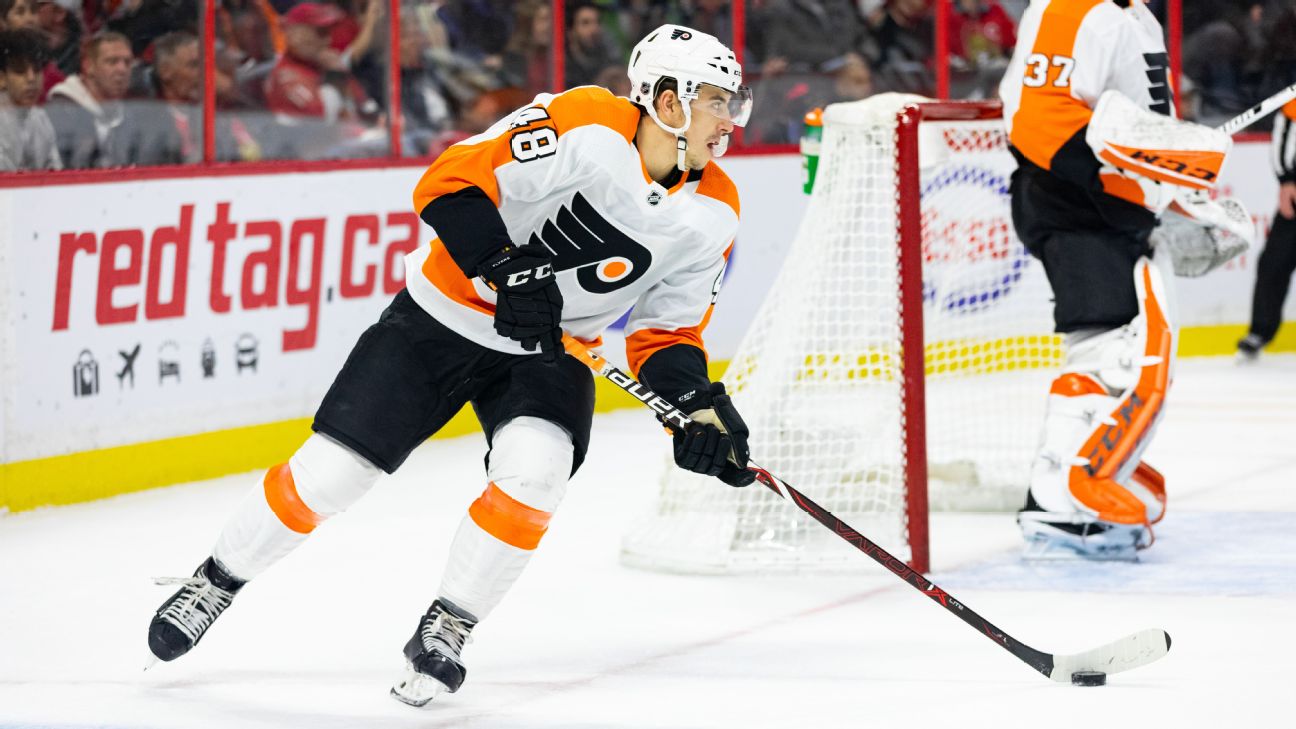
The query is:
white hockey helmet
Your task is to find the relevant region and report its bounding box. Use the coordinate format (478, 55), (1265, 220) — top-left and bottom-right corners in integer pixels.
(627, 24), (753, 140)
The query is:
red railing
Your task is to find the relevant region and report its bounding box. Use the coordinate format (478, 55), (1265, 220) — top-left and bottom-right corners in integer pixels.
(0, 0), (1217, 186)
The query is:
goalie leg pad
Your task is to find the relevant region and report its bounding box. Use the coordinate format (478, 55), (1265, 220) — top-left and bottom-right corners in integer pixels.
(1022, 258), (1174, 555)
(213, 434), (382, 580)
(438, 417), (572, 620)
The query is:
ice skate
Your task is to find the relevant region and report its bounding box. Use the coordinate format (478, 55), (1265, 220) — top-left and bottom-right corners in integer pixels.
(390, 599), (477, 707)
(148, 557), (245, 663)
(1236, 334), (1264, 364)
(1018, 493), (1148, 562)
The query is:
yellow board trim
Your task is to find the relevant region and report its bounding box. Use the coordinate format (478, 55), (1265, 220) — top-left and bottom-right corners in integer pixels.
(0, 360), (731, 513)
(2, 327), (1291, 513)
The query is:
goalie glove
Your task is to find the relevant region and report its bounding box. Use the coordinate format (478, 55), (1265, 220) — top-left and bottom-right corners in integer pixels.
(672, 382), (755, 487)
(478, 245), (564, 362)
(1152, 191), (1255, 277)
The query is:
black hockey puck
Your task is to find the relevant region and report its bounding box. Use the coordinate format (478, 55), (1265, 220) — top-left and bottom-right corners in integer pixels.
(1071, 671), (1107, 686)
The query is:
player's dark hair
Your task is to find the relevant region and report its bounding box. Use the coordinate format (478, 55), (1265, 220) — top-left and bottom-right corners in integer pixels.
(0, 27), (47, 73)
(0, 0), (17, 21)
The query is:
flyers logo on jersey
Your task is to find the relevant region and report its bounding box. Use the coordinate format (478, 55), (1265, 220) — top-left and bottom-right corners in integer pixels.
(527, 192), (653, 294)
(670, 29), (692, 40)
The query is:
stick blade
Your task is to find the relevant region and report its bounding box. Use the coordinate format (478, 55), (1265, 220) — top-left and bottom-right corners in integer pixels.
(1047, 629), (1171, 682)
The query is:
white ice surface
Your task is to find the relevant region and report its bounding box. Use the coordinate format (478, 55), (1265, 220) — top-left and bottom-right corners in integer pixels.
(2, 356), (1295, 728)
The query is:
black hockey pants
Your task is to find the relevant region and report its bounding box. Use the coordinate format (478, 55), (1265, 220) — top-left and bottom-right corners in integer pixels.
(1246, 214), (1296, 343)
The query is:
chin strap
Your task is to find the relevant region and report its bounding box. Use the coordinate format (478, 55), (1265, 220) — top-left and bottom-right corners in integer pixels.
(675, 135), (688, 171)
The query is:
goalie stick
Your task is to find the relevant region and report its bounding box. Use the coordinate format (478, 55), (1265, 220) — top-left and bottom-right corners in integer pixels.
(561, 334), (1172, 683)
(1218, 81), (1296, 136)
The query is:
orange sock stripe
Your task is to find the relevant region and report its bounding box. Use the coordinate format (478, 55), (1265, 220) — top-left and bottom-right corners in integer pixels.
(468, 482), (552, 550)
(263, 462), (324, 534)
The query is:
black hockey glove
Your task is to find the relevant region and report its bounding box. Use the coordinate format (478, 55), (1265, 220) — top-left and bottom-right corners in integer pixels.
(477, 245), (564, 362)
(672, 382), (755, 487)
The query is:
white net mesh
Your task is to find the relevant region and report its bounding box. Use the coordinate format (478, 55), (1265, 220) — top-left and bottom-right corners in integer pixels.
(620, 96), (1063, 574)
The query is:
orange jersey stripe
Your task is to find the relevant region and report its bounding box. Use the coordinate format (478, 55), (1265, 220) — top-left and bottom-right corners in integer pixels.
(263, 462), (324, 534)
(421, 238), (494, 316)
(467, 482), (553, 550)
(1009, 0), (1105, 172)
(624, 242), (731, 376)
(696, 163), (740, 217)
(1283, 99), (1296, 121)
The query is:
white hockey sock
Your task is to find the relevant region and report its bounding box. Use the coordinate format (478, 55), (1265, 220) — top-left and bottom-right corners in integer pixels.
(437, 417), (573, 620)
(213, 433), (381, 581)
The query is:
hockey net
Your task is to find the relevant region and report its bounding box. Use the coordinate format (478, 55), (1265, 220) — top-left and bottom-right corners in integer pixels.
(621, 95), (1064, 575)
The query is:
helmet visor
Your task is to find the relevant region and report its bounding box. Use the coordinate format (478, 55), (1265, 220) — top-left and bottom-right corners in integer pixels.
(691, 84), (754, 127)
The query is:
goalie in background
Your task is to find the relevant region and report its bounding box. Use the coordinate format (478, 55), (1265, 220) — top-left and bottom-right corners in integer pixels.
(999, 0), (1254, 560)
(143, 24), (756, 706)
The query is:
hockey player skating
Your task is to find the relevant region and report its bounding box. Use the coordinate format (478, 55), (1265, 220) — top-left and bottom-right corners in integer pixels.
(146, 24), (756, 706)
(1001, 0), (1254, 559)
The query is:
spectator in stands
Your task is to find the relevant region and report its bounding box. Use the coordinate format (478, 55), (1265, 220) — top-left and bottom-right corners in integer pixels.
(263, 2), (380, 158)
(225, 5), (278, 107)
(1182, 1), (1268, 122)
(500, 0), (552, 96)
(593, 62), (631, 96)
(948, 0), (1016, 99)
(34, 0), (82, 76)
(949, 0), (1015, 63)
(749, 51), (876, 144)
(759, 0), (865, 76)
(1, 0), (36, 28)
(264, 2), (374, 124)
(682, 0), (732, 46)
(327, 0), (384, 102)
(116, 30), (200, 165)
(46, 29), (131, 168)
(0, 0), (65, 101)
(105, 0), (199, 56)
(0, 27), (62, 170)
(564, 1), (620, 87)
(398, 9), (457, 157)
(865, 0), (935, 95)
(437, 0), (513, 69)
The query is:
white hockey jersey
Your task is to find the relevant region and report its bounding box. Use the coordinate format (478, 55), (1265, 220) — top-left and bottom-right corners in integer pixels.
(406, 86), (739, 375)
(999, 0), (1172, 208)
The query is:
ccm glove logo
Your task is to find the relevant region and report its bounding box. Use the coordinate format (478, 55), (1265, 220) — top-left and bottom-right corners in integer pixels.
(505, 263), (553, 288)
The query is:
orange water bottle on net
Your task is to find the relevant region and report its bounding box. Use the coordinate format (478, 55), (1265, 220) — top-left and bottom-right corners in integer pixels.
(801, 107), (824, 194)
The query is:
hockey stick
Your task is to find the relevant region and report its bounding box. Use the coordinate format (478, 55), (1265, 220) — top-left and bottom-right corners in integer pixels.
(1218, 81), (1296, 136)
(561, 334), (1171, 684)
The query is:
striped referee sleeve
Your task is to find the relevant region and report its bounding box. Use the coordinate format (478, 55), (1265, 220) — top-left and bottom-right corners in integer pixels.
(1275, 104), (1296, 183)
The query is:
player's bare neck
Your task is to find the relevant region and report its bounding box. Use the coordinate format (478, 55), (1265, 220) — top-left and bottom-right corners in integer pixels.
(636, 115), (683, 184)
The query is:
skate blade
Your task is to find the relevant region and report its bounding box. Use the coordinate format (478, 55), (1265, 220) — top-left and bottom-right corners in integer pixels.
(390, 662), (450, 707)
(1021, 536), (1139, 563)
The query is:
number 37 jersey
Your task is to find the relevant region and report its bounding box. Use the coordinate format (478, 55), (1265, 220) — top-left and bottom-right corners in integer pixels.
(999, 0), (1172, 210)
(406, 86), (740, 375)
